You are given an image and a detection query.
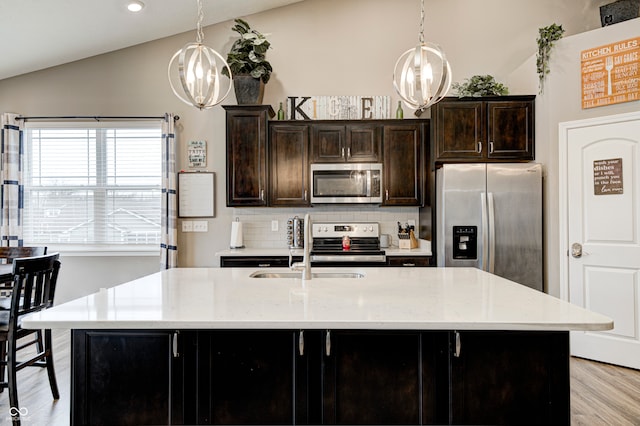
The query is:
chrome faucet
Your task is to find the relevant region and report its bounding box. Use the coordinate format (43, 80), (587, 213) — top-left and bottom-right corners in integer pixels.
(290, 213), (312, 280)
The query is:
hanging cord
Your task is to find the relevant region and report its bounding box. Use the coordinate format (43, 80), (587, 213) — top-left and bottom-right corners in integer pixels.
(419, 0), (425, 44)
(196, 0), (205, 44)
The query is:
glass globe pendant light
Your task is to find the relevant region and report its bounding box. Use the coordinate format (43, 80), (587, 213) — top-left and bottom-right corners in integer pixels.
(393, 0), (452, 115)
(168, 0), (232, 110)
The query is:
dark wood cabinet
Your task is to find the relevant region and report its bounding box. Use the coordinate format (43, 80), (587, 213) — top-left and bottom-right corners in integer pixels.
(224, 105), (272, 206)
(71, 330), (181, 425)
(433, 96), (535, 162)
(311, 122), (381, 163)
(71, 329), (570, 425)
(224, 110), (429, 207)
(321, 330), (444, 425)
(182, 330), (305, 425)
(450, 331), (569, 425)
(387, 255), (433, 267)
(382, 122), (426, 206)
(269, 123), (310, 206)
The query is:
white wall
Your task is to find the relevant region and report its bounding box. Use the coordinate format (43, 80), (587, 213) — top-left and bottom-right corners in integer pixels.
(533, 18), (640, 297)
(0, 0), (618, 302)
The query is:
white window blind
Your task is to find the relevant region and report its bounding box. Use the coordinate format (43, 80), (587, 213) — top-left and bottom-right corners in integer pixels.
(23, 122), (162, 247)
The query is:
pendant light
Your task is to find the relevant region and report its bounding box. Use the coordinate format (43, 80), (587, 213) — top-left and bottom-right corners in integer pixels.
(168, 0), (232, 110)
(393, 0), (452, 115)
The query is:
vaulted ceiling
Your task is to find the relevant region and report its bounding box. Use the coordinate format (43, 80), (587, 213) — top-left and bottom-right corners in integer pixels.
(0, 0), (304, 80)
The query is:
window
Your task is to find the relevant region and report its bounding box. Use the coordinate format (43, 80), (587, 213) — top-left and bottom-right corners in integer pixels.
(23, 122), (162, 248)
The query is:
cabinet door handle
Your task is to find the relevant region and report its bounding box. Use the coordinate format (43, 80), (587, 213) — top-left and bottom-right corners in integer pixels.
(341, 147), (345, 159)
(453, 331), (461, 358)
(298, 330), (304, 356)
(476, 141), (482, 154)
(402, 263), (416, 267)
(347, 147), (351, 159)
(304, 189), (308, 201)
(385, 189), (389, 201)
(260, 189), (265, 201)
(258, 263), (271, 267)
(172, 331), (180, 358)
(325, 330), (331, 356)
(489, 141), (494, 154)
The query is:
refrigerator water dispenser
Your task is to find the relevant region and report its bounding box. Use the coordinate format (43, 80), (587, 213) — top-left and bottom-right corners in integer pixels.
(453, 226), (477, 260)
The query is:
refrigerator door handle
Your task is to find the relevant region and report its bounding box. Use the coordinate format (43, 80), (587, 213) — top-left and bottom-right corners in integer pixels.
(481, 192), (489, 272)
(487, 192), (496, 274)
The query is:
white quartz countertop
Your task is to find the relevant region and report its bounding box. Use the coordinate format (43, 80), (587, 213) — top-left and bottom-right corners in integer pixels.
(23, 267), (612, 332)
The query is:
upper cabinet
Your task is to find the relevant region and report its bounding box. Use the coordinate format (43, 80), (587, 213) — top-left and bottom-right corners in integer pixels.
(269, 123), (310, 207)
(224, 105), (272, 206)
(311, 123), (381, 163)
(432, 96), (535, 162)
(224, 106), (427, 207)
(382, 122), (427, 206)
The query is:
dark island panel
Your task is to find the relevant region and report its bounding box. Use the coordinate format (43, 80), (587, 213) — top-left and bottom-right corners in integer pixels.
(71, 329), (569, 425)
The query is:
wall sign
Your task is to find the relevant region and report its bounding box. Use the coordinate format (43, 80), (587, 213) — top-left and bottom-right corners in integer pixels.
(286, 96), (390, 120)
(581, 37), (640, 109)
(178, 172), (215, 217)
(593, 158), (623, 195)
(187, 140), (207, 168)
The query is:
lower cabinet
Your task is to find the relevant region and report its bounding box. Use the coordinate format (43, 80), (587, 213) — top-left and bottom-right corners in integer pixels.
(387, 256), (433, 267)
(450, 331), (570, 425)
(71, 330), (182, 425)
(71, 329), (569, 425)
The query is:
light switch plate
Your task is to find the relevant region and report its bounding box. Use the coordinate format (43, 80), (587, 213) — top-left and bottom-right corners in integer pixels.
(193, 221), (208, 232)
(271, 220), (278, 231)
(182, 221), (193, 232)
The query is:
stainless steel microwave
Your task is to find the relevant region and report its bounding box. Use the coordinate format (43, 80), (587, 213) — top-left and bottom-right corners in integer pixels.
(310, 163), (382, 204)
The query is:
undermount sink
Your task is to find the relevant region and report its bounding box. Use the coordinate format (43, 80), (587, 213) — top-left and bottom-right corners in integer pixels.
(250, 271), (365, 279)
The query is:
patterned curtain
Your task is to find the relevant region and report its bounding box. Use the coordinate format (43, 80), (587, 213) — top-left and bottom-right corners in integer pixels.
(161, 113), (178, 269)
(0, 113), (24, 247)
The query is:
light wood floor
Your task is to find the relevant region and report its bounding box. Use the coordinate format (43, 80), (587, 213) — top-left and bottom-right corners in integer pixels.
(0, 330), (639, 425)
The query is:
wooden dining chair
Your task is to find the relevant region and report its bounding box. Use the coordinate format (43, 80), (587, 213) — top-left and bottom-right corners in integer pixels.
(0, 253), (61, 426)
(0, 247), (48, 264)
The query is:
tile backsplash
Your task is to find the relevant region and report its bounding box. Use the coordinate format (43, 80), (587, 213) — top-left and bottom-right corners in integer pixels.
(231, 206), (420, 249)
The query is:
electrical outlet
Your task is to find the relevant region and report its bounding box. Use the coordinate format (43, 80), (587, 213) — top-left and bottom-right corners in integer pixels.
(407, 219), (416, 228)
(193, 221), (208, 232)
(271, 220), (279, 231)
(182, 221), (193, 232)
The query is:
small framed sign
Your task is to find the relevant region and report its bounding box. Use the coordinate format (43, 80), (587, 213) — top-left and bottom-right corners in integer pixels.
(187, 140), (207, 168)
(593, 158), (623, 195)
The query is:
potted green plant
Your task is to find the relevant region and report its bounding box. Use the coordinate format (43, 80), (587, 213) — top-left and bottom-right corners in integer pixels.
(223, 18), (272, 104)
(451, 75), (509, 97)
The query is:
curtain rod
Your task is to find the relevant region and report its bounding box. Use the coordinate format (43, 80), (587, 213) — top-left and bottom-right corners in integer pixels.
(15, 115), (180, 121)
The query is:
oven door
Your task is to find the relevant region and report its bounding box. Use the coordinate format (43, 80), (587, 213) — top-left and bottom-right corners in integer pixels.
(310, 163), (382, 203)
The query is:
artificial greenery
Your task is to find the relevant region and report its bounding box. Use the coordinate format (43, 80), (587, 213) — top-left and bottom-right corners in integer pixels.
(536, 23), (565, 94)
(451, 75), (509, 97)
(222, 18), (272, 84)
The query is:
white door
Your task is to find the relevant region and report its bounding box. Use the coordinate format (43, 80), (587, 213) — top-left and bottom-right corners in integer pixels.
(560, 111), (640, 369)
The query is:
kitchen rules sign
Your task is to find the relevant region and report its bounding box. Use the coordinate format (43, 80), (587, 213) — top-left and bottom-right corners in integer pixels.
(581, 37), (640, 109)
(593, 158), (623, 195)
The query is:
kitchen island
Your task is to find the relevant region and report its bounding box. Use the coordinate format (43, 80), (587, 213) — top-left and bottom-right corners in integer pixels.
(24, 267), (611, 425)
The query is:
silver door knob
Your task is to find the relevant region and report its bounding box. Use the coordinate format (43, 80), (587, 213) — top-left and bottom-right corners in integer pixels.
(571, 243), (582, 258)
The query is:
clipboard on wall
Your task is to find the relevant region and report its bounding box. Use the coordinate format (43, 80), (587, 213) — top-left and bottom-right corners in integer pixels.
(178, 172), (215, 217)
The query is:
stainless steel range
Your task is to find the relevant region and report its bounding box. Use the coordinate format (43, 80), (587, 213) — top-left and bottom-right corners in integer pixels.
(310, 222), (386, 264)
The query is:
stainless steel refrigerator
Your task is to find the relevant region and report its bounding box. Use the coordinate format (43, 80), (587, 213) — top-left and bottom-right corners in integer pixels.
(436, 163), (543, 291)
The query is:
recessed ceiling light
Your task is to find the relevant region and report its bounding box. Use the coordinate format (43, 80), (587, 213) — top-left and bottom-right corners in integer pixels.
(127, 1), (144, 12)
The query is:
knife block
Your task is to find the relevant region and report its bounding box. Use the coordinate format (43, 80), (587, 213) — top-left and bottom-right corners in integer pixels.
(398, 230), (419, 249)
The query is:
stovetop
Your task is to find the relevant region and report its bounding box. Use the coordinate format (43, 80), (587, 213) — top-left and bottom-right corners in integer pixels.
(311, 222), (383, 257)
